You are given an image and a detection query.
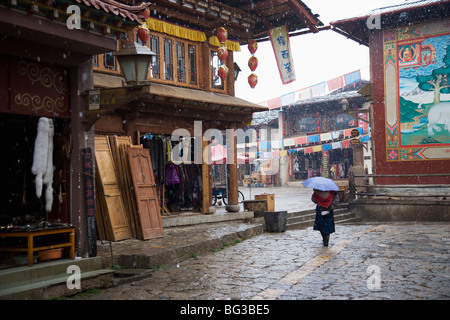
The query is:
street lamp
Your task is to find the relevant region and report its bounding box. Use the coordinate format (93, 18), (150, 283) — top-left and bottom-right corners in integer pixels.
(233, 62), (241, 81)
(339, 98), (349, 113)
(114, 41), (156, 86)
(339, 97), (369, 124)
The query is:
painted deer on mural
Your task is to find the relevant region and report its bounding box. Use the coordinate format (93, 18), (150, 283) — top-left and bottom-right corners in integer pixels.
(427, 101), (450, 136)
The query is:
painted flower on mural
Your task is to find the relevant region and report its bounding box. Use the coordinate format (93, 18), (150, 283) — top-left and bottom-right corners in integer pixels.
(388, 149), (399, 160)
(384, 31), (395, 41)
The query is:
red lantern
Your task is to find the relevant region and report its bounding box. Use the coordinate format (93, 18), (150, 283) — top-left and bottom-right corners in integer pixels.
(141, 8), (150, 19)
(218, 64), (229, 80)
(216, 27), (228, 44)
(248, 73), (258, 88)
(217, 46), (228, 61)
(248, 39), (258, 54)
(137, 26), (149, 43)
(248, 55), (258, 71)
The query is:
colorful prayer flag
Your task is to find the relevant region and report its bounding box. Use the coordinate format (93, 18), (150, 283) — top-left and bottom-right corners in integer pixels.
(267, 97), (281, 110)
(295, 136), (308, 145)
(327, 76), (344, 91)
(281, 92), (296, 106)
(297, 87), (311, 101)
(344, 70), (361, 85)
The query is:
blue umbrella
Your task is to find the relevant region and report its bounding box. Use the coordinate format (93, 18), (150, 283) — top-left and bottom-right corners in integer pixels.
(302, 176), (339, 191)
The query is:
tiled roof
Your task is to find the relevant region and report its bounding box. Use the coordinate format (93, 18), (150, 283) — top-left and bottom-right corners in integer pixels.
(330, 0), (449, 46)
(331, 0), (448, 24)
(73, 0), (151, 23)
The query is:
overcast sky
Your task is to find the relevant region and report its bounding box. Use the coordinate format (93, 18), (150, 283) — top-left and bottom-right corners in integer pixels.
(234, 0), (410, 104)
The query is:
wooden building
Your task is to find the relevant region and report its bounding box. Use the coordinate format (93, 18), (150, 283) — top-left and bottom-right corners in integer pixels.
(330, 0), (450, 220)
(282, 89), (370, 182)
(0, 0), (325, 262)
(88, 1), (324, 240)
(0, 0), (147, 262)
(250, 82), (371, 187)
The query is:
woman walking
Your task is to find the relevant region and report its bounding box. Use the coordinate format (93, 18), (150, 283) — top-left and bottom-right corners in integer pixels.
(311, 189), (340, 246)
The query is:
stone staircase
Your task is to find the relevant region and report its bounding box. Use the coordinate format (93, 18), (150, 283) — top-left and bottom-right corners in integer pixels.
(286, 204), (361, 231)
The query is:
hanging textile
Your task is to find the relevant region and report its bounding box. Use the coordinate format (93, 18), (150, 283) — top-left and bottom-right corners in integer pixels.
(208, 36), (241, 52)
(146, 17), (206, 42)
(269, 25), (296, 84)
(164, 164), (202, 212)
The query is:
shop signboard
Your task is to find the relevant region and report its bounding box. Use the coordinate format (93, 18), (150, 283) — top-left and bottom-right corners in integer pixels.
(350, 138), (361, 147)
(351, 128), (360, 137)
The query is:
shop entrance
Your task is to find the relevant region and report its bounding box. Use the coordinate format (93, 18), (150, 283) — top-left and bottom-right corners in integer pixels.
(0, 114), (70, 226)
(290, 148), (353, 180)
(140, 133), (203, 214)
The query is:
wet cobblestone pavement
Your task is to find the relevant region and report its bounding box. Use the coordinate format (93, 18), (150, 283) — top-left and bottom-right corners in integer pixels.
(73, 222), (450, 300)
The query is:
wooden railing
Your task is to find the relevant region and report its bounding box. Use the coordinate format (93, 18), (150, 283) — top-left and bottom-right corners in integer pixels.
(348, 172), (450, 200)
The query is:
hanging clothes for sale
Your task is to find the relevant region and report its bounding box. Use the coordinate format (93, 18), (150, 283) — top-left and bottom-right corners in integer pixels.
(141, 134), (203, 214)
(165, 163), (180, 186)
(164, 164), (202, 212)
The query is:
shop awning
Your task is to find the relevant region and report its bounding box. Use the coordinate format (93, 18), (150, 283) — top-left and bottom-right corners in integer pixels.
(85, 73), (267, 130)
(93, 73), (266, 112)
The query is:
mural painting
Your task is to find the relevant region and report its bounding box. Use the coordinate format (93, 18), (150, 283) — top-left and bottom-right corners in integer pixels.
(383, 22), (450, 161)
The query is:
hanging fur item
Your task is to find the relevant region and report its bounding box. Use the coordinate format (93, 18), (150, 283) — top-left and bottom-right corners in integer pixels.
(31, 117), (54, 212)
(32, 117), (49, 198)
(43, 119), (54, 212)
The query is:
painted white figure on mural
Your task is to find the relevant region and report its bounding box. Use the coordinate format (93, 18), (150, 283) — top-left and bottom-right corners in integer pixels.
(427, 101), (450, 136)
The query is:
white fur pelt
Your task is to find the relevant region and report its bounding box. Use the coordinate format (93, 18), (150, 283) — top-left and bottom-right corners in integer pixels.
(31, 117), (55, 212)
(43, 119), (54, 212)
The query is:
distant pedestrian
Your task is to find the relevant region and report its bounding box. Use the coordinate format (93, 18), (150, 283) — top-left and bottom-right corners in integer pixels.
(311, 189), (340, 246)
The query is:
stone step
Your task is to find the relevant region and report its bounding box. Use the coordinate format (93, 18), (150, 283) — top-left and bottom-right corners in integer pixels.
(0, 257), (103, 291)
(0, 257), (114, 299)
(286, 206), (361, 231)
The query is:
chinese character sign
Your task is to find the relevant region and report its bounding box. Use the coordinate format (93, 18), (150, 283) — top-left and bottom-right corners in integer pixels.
(269, 25), (296, 85)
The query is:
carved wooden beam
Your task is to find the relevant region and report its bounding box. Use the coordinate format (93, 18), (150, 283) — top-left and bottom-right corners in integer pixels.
(82, 85), (152, 130)
(287, 0), (319, 33)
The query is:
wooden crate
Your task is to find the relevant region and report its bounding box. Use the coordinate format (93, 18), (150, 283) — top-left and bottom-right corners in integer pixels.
(254, 193), (275, 212)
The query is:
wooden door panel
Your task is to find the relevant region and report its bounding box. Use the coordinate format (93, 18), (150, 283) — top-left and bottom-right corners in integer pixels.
(128, 147), (164, 240)
(95, 136), (131, 241)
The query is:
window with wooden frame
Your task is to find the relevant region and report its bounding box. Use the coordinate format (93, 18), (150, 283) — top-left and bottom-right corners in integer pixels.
(93, 42), (120, 75)
(210, 49), (224, 90)
(149, 34), (160, 79)
(188, 45), (197, 86)
(103, 52), (117, 71)
(164, 38), (173, 81)
(93, 31), (200, 88)
(148, 32), (199, 88)
(176, 41), (185, 83)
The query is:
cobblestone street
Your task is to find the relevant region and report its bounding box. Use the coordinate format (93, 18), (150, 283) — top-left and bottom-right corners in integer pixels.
(73, 222), (450, 301)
